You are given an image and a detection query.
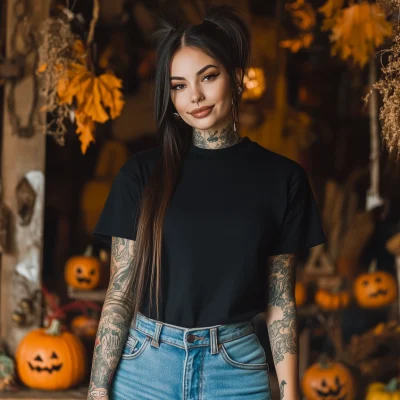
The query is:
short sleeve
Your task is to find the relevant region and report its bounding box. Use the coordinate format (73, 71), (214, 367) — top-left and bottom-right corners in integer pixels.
(268, 167), (326, 256)
(92, 168), (142, 246)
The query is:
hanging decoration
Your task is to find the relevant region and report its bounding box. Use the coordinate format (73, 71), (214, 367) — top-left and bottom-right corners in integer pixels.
(368, 27), (400, 160)
(280, 0), (316, 52)
(318, 1), (392, 67)
(37, 0), (125, 154)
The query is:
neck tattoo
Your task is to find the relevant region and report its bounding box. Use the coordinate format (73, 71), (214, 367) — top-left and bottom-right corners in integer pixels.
(192, 124), (242, 150)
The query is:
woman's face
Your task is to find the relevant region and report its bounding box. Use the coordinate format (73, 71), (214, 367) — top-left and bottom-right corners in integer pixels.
(169, 46), (235, 131)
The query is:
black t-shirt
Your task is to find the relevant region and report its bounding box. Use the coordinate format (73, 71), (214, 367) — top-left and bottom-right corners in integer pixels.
(93, 136), (326, 328)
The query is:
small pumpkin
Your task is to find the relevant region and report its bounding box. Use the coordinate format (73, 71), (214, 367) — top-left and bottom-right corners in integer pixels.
(301, 356), (355, 400)
(295, 281), (307, 306)
(366, 378), (400, 400)
(64, 245), (101, 290)
(353, 259), (397, 309)
(16, 319), (86, 390)
(71, 314), (99, 339)
(314, 287), (350, 311)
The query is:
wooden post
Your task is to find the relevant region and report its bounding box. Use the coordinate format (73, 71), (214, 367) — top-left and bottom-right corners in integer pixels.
(0, 0), (50, 354)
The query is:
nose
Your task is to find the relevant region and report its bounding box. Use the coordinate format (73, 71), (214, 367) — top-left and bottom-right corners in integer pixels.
(191, 89), (204, 105)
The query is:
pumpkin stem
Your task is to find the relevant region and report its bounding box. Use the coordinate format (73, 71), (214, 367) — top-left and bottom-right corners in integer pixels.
(385, 378), (399, 392)
(46, 319), (61, 336)
(368, 258), (377, 273)
(83, 245), (93, 257)
(318, 353), (331, 369)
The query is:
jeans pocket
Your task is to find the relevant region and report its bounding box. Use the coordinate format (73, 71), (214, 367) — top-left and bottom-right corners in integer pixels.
(120, 328), (150, 360)
(219, 332), (268, 370)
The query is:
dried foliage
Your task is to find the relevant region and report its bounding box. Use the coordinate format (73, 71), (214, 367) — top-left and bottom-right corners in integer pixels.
(280, 0), (316, 52)
(37, 15), (125, 154)
(318, 2), (392, 67)
(36, 18), (78, 146)
(368, 28), (400, 160)
(318, 315), (400, 382)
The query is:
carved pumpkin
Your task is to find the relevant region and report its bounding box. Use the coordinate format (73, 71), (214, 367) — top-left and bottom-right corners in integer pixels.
(353, 260), (397, 309)
(314, 288), (350, 311)
(366, 378), (400, 400)
(64, 245), (101, 290)
(295, 281), (307, 306)
(301, 357), (355, 400)
(71, 315), (99, 339)
(15, 319), (86, 390)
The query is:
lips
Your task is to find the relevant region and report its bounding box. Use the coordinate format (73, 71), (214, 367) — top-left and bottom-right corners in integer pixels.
(190, 105), (214, 118)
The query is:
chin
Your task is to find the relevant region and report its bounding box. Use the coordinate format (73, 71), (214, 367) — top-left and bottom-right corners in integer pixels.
(191, 117), (220, 131)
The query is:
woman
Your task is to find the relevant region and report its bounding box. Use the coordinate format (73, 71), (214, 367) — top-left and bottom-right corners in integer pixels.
(89, 5), (326, 400)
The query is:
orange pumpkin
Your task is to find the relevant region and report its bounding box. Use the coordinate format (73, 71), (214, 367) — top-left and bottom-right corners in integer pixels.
(16, 319), (86, 390)
(64, 245), (101, 290)
(314, 288), (350, 311)
(295, 281), (307, 306)
(71, 315), (99, 339)
(353, 260), (397, 309)
(301, 357), (355, 400)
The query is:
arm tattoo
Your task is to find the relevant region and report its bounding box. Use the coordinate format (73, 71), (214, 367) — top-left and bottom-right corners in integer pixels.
(87, 237), (135, 399)
(266, 254), (298, 365)
(280, 380), (287, 400)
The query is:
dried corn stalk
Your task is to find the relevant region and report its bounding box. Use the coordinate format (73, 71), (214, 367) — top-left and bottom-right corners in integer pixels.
(368, 27), (400, 160)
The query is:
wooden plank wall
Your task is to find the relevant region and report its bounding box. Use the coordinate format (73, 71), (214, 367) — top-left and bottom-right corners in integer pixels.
(0, 0), (50, 354)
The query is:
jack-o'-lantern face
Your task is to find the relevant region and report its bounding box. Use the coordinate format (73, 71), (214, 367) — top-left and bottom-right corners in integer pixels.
(301, 360), (355, 400)
(28, 350), (62, 373)
(64, 248), (101, 290)
(354, 271), (397, 308)
(15, 319), (86, 390)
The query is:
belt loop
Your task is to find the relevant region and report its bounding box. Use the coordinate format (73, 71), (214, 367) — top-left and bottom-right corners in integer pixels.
(210, 327), (219, 354)
(151, 321), (163, 348)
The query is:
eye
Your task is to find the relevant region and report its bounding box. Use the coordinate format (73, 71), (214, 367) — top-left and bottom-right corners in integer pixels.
(90, 268), (96, 276)
(34, 355), (43, 362)
(375, 276), (382, 283)
(362, 279), (369, 286)
(202, 73), (219, 82)
(171, 83), (185, 91)
(76, 267), (82, 274)
(50, 351), (58, 359)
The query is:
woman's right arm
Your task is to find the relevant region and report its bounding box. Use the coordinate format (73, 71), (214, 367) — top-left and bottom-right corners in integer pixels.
(87, 237), (136, 400)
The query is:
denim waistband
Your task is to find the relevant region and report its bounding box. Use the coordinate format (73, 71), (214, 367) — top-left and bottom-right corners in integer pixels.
(131, 311), (255, 354)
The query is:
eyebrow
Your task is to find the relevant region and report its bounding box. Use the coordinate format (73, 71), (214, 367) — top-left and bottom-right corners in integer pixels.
(170, 64), (218, 81)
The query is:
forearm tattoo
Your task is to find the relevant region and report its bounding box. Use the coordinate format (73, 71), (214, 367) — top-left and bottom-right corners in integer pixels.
(266, 254), (298, 365)
(87, 237), (135, 399)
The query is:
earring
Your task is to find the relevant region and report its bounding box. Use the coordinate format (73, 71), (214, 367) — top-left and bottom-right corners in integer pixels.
(231, 98), (236, 133)
(172, 112), (181, 119)
(237, 86), (243, 95)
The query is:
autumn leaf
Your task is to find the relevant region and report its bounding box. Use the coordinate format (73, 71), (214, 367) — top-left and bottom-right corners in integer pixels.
(75, 111), (96, 155)
(329, 3), (392, 67)
(318, 0), (344, 30)
(97, 73), (125, 119)
(37, 63), (48, 73)
(280, 33), (314, 52)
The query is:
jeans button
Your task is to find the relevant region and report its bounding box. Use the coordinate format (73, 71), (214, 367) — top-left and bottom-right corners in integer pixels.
(187, 334), (195, 343)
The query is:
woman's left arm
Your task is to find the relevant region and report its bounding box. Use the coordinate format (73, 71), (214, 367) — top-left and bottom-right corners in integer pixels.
(265, 253), (299, 400)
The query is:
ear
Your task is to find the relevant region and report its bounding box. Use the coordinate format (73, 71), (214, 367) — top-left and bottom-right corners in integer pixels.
(234, 67), (244, 87)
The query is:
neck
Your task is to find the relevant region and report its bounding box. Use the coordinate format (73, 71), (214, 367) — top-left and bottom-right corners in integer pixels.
(192, 123), (241, 149)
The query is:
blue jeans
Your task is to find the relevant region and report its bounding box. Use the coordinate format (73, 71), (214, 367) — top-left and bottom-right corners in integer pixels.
(110, 311), (272, 399)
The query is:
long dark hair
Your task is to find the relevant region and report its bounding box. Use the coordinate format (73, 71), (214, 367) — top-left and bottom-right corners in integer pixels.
(124, 5), (251, 322)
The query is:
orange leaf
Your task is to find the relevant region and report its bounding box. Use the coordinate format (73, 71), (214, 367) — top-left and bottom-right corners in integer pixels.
(37, 63), (48, 73)
(75, 111), (96, 154)
(97, 73), (125, 119)
(329, 3), (392, 67)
